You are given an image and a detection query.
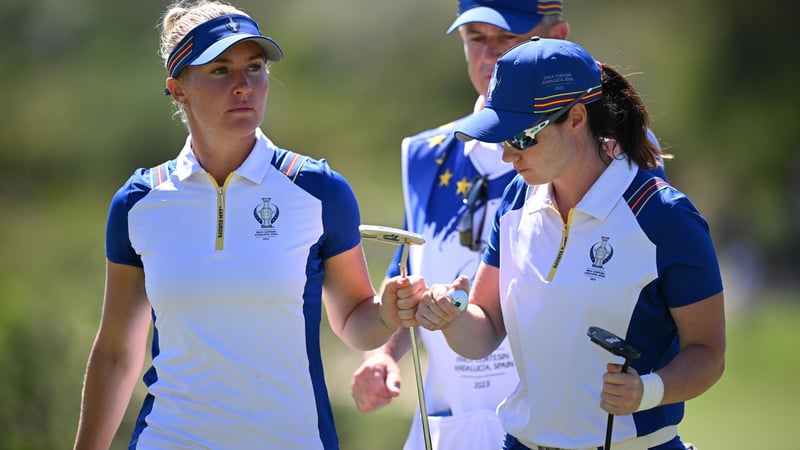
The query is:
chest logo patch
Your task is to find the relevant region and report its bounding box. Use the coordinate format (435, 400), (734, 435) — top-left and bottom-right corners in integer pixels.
(253, 197), (280, 240)
(584, 236), (613, 280)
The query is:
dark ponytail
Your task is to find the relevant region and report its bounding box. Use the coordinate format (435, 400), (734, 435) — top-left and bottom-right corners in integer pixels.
(583, 65), (668, 169)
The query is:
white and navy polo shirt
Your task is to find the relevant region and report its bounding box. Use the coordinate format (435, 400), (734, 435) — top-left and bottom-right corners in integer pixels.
(106, 129), (359, 449)
(484, 157), (723, 449)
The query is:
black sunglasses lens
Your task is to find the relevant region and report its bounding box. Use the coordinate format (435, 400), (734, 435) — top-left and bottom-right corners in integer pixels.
(506, 133), (537, 150)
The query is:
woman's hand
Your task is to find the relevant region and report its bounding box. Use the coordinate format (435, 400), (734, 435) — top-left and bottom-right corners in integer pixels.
(600, 364), (645, 415)
(415, 275), (470, 331)
(380, 275), (427, 328)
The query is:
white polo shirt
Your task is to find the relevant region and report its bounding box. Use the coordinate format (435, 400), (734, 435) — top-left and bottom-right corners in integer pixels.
(485, 157), (722, 449)
(106, 129), (360, 449)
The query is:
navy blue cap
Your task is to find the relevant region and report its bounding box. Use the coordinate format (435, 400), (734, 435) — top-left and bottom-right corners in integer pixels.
(455, 37), (603, 143)
(447, 0), (563, 34)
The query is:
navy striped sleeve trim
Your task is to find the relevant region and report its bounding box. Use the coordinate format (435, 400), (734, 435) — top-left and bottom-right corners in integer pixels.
(279, 151), (310, 183)
(149, 161), (172, 188)
(625, 177), (671, 217)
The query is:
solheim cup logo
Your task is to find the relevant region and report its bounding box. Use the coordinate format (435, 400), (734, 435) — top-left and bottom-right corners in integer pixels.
(590, 236), (613, 269)
(584, 236), (613, 281)
(255, 197), (278, 228)
(254, 197), (280, 240)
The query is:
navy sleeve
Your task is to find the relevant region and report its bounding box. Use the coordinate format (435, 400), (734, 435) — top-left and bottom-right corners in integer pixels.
(105, 170), (148, 267)
(657, 197), (723, 307)
(319, 162), (362, 260)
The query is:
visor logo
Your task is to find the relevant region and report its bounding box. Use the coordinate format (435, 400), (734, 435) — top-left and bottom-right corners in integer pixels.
(227, 17), (240, 33)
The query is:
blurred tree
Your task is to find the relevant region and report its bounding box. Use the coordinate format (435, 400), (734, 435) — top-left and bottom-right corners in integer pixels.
(689, 0), (799, 274)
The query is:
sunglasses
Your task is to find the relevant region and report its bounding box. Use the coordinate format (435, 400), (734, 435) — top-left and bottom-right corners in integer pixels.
(457, 175), (488, 251)
(504, 89), (591, 150)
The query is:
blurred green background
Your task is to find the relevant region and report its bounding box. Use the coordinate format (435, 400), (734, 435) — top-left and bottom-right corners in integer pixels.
(1, 0), (798, 448)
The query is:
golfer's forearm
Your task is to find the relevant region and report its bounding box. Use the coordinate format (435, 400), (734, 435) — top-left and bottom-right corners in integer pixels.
(74, 352), (141, 449)
(365, 326), (411, 362)
(442, 307), (503, 359)
(338, 297), (400, 351)
(657, 343), (725, 405)
(74, 415), (122, 450)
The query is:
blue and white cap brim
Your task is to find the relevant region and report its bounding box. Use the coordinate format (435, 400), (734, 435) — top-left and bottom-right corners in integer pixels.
(189, 34), (283, 67)
(446, 7), (544, 34)
(455, 107), (539, 143)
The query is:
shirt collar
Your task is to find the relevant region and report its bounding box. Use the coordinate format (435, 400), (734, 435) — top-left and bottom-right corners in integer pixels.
(236, 128), (276, 183)
(523, 157), (638, 220)
(173, 128), (276, 184)
(577, 156), (638, 220)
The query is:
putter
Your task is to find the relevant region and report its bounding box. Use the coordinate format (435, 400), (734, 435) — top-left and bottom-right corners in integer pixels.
(359, 225), (432, 450)
(587, 326), (641, 450)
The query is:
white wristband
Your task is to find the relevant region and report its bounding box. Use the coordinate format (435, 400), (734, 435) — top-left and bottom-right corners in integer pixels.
(636, 373), (664, 412)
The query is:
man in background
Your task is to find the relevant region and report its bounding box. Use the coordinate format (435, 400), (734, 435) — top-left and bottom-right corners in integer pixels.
(350, 2), (568, 448)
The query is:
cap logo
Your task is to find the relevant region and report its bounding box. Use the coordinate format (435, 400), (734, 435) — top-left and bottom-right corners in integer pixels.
(487, 75), (501, 102)
(226, 17), (240, 33)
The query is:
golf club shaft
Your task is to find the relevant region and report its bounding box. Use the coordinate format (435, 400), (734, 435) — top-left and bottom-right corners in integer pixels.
(400, 244), (432, 450)
(605, 416), (613, 450)
(409, 327), (431, 450)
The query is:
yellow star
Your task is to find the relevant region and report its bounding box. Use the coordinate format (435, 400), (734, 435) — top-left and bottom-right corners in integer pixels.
(456, 177), (472, 197)
(439, 169), (453, 187)
(435, 151), (447, 165)
(427, 134), (446, 148)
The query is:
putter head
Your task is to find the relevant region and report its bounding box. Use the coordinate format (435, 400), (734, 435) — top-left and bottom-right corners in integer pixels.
(587, 326), (641, 360)
(359, 225), (425, 246)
